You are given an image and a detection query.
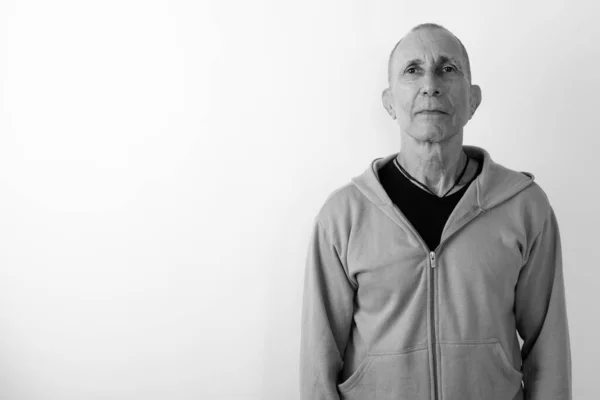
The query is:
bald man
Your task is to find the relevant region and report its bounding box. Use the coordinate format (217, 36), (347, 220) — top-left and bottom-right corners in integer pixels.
(300, 23), (571, 400)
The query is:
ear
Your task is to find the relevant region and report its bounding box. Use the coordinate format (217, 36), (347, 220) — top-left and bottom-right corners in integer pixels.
(468, 84), (482, 120)
(382, 88), (396, 119)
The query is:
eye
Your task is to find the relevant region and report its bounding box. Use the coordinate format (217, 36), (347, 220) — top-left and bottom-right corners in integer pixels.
(406, 67), (417, 74)
(442, 66), (456, 73)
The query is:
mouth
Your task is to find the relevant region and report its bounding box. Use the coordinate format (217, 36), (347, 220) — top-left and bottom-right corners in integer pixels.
(417, 110), (447, 115)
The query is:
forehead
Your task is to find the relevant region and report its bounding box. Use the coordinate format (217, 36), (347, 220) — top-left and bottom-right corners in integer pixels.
(393, 28), (465, 68)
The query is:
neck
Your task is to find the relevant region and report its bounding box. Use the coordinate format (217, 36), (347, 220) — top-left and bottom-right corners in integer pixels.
(397, 132), (467, 197)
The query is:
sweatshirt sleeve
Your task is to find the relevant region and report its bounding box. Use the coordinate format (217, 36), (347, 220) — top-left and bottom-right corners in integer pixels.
(514, 207), (572, 399)
(299, 219), (356, 400)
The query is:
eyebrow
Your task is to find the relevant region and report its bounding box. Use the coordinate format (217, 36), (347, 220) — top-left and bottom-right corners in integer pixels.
(402, 55), (462, 69)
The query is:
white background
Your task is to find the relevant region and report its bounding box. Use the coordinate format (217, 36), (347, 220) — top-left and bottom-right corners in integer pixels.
(0, 0), (597, 399)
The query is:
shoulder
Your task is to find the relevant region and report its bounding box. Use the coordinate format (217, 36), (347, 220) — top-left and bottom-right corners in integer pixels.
(517, 180), (554, 220)
(314, 182), (365, 228)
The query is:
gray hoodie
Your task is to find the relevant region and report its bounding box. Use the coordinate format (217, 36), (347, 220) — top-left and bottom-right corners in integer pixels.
(300, 145), (571, 400)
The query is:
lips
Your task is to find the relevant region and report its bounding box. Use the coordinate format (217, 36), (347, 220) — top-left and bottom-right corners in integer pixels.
(417, 109), (447, 114)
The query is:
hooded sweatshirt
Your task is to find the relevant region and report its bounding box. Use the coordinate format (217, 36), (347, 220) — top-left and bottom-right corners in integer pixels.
(299, 145), (572, 400)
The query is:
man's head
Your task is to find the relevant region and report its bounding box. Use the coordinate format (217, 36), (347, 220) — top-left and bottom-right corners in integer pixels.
(382, 23), (482, 143)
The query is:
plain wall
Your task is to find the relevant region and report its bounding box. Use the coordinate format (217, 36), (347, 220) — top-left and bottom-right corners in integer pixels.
(0, 0), (597, 399)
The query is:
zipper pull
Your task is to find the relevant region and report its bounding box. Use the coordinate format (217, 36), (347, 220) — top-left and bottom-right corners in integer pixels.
(430, 251), (436, 268)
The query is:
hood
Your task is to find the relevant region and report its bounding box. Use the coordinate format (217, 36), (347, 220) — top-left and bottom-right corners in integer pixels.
(350, 145), (535, 212)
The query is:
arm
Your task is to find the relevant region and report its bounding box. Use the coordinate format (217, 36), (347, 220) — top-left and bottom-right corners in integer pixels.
(299, 219), (356, 400)
(515, 207), (572, 399)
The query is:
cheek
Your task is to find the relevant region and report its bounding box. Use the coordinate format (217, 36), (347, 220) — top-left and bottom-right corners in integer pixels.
(395, 99), (414, 127)
(450, 90), (471, 123)
(393, 89), (416, 116)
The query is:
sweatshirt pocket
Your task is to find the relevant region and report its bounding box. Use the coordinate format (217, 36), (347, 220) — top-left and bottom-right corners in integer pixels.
(337, 344), (429, 400)
(439, 338), (523, 400)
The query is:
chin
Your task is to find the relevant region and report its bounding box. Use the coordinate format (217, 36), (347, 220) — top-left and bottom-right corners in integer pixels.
(408, 127), (447, 143)
(406, 121), (463, 143)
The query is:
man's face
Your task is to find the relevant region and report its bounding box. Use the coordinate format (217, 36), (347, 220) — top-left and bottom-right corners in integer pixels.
(384, 28), (480, 143)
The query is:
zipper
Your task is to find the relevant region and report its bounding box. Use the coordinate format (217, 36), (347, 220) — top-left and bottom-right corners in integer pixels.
(387, 203), (484, 400)
(429, 251), (438, 400)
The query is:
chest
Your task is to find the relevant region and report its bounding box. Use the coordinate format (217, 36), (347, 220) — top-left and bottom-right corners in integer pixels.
(346, 211), (524, 308)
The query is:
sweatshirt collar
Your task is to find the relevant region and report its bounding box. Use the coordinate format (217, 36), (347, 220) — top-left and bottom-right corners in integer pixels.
(350, 145), (535, 212)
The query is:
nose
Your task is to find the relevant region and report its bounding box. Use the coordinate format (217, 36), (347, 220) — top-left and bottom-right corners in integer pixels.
(421, 72), (441, 97)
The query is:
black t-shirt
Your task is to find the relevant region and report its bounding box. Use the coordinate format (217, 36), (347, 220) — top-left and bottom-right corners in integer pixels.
(377, 155), (483, 251)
